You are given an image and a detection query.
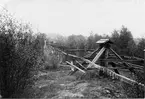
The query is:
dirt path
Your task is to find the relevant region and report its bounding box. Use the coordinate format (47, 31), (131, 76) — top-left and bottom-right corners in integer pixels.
(34, 68), (127, 98)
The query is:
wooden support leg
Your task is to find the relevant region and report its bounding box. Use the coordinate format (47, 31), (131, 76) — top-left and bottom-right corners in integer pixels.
(66, 61), (86, 73)
(87, 47), (106, 68)
(109, 48), (136, 74)
(76, 61), (87, 70)
(143, 49), (145, 84)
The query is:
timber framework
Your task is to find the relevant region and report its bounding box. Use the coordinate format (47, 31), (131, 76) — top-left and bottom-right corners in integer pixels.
(49, 39), (145, 90)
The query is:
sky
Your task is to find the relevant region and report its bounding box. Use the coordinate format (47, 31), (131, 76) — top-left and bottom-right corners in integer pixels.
(0, 0), (145, 38)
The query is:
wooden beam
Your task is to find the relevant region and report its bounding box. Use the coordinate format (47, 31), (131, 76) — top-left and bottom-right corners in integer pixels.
(80, 58), (145, 90)
(109, 48), (123, 60)
(84, 47), (100, 59)
(98, 59), (144, 63)
(76, 60), (87, 70)
(109, 48), (136, 74)
(66, 49), (95, 52)
(87, 47), (106, 68)
(144, 49), (145, 84)
(66, 61), (86, 73)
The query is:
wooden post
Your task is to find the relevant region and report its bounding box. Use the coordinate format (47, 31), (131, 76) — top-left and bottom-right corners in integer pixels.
(143, 49), (145, 84)
(144, 49), (145, 68)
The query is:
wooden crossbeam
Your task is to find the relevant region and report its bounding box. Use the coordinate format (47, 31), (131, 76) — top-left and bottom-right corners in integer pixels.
(76, 60), (87, 70)
(87, 47), (106, 68)
(98, 59), (144, 63)
(98, 59), (143, 69)
(66, 61), (86, 73)
(84, 47), (99, 59)
(109, 48), (136, 74)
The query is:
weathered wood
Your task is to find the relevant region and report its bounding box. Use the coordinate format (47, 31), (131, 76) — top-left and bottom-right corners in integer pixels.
(84, 47), (100, 59)
(110, 48), (123, 60)
(49, 43), (145, 89)
(96, 39), (113, 44)
(144, 49), (145, 83)
(105, 49), (109, 67)
(76, 60), (87, 70)
(66, 49), (95, 51)
(98, 59), (144, 63)
(68, 53), (145, 89)
(87, 47), (106, 68)
(63, 51), (145, 89)
(109, 48), (136, 74)
(121, 55), (144, 61)
(66, 61), (86, 73)
(80, 57), (145, 90)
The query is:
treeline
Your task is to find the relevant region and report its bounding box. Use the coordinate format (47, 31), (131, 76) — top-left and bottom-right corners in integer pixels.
(53, 26), (145, 58)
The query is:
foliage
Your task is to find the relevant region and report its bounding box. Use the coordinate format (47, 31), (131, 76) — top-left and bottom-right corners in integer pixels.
(135, 38), (145, 58)
(0, 11), (44, 98)
(86, 33), (109, 49)
(111, 26), (137, 56)
(44, 44), (62, 70)
(66, 34), (87, 49)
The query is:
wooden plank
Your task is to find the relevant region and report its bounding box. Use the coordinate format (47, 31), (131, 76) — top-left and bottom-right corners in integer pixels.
(66, 49), (95, 52)
(80, 58), (145, 90)
(76, 60), (87, 70)
(66, 61), (86, 73)
(109, 48), (136, 74)
(144, 49), (145, 84)
(110, 48), (123, 60)
(87, 47), (106, 68)
(98, 59), (144, 63)
(84, 47), (99, 59)
(121, 55), (144, 61)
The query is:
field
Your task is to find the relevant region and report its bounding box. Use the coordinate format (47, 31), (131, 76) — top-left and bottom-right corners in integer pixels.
(31, 65), (132, 98)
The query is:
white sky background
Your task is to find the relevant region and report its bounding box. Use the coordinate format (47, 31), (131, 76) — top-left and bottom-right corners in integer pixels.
(0, 0), (145, 38)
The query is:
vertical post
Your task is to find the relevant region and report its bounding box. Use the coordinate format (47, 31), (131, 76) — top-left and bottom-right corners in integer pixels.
(144, 49), (145, 67)
(144, 49), (145, 85)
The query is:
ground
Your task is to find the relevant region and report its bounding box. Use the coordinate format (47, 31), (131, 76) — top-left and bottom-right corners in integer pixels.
(32, 66), (130, 99)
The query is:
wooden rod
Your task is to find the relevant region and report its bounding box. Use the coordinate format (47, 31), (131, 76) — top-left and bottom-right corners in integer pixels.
(87, 47), (106, 68)
(76, 60), (87, 70)
(144, 49), (145, 84)
(109, 48), (123, 60)
(109, 48), (136, 73)
(66, 61), (86, 73)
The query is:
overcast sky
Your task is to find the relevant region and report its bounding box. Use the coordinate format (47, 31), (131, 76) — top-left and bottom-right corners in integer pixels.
(0, 0), (145, 38)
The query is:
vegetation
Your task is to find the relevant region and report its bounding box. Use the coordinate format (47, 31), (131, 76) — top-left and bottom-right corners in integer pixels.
(0, 11), (45, 98)
(0, 9), (144, 98)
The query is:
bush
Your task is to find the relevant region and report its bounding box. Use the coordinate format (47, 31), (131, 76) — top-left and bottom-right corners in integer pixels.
(0, 11), (44, 98)
(44, 45), (62, 70)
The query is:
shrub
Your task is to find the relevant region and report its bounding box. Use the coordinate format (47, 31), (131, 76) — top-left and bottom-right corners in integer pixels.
(44, 45), (62, 70)
(0, 10), (44, 98)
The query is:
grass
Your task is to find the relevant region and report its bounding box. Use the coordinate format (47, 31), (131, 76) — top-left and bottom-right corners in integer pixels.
(32, 66), (132, 99)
